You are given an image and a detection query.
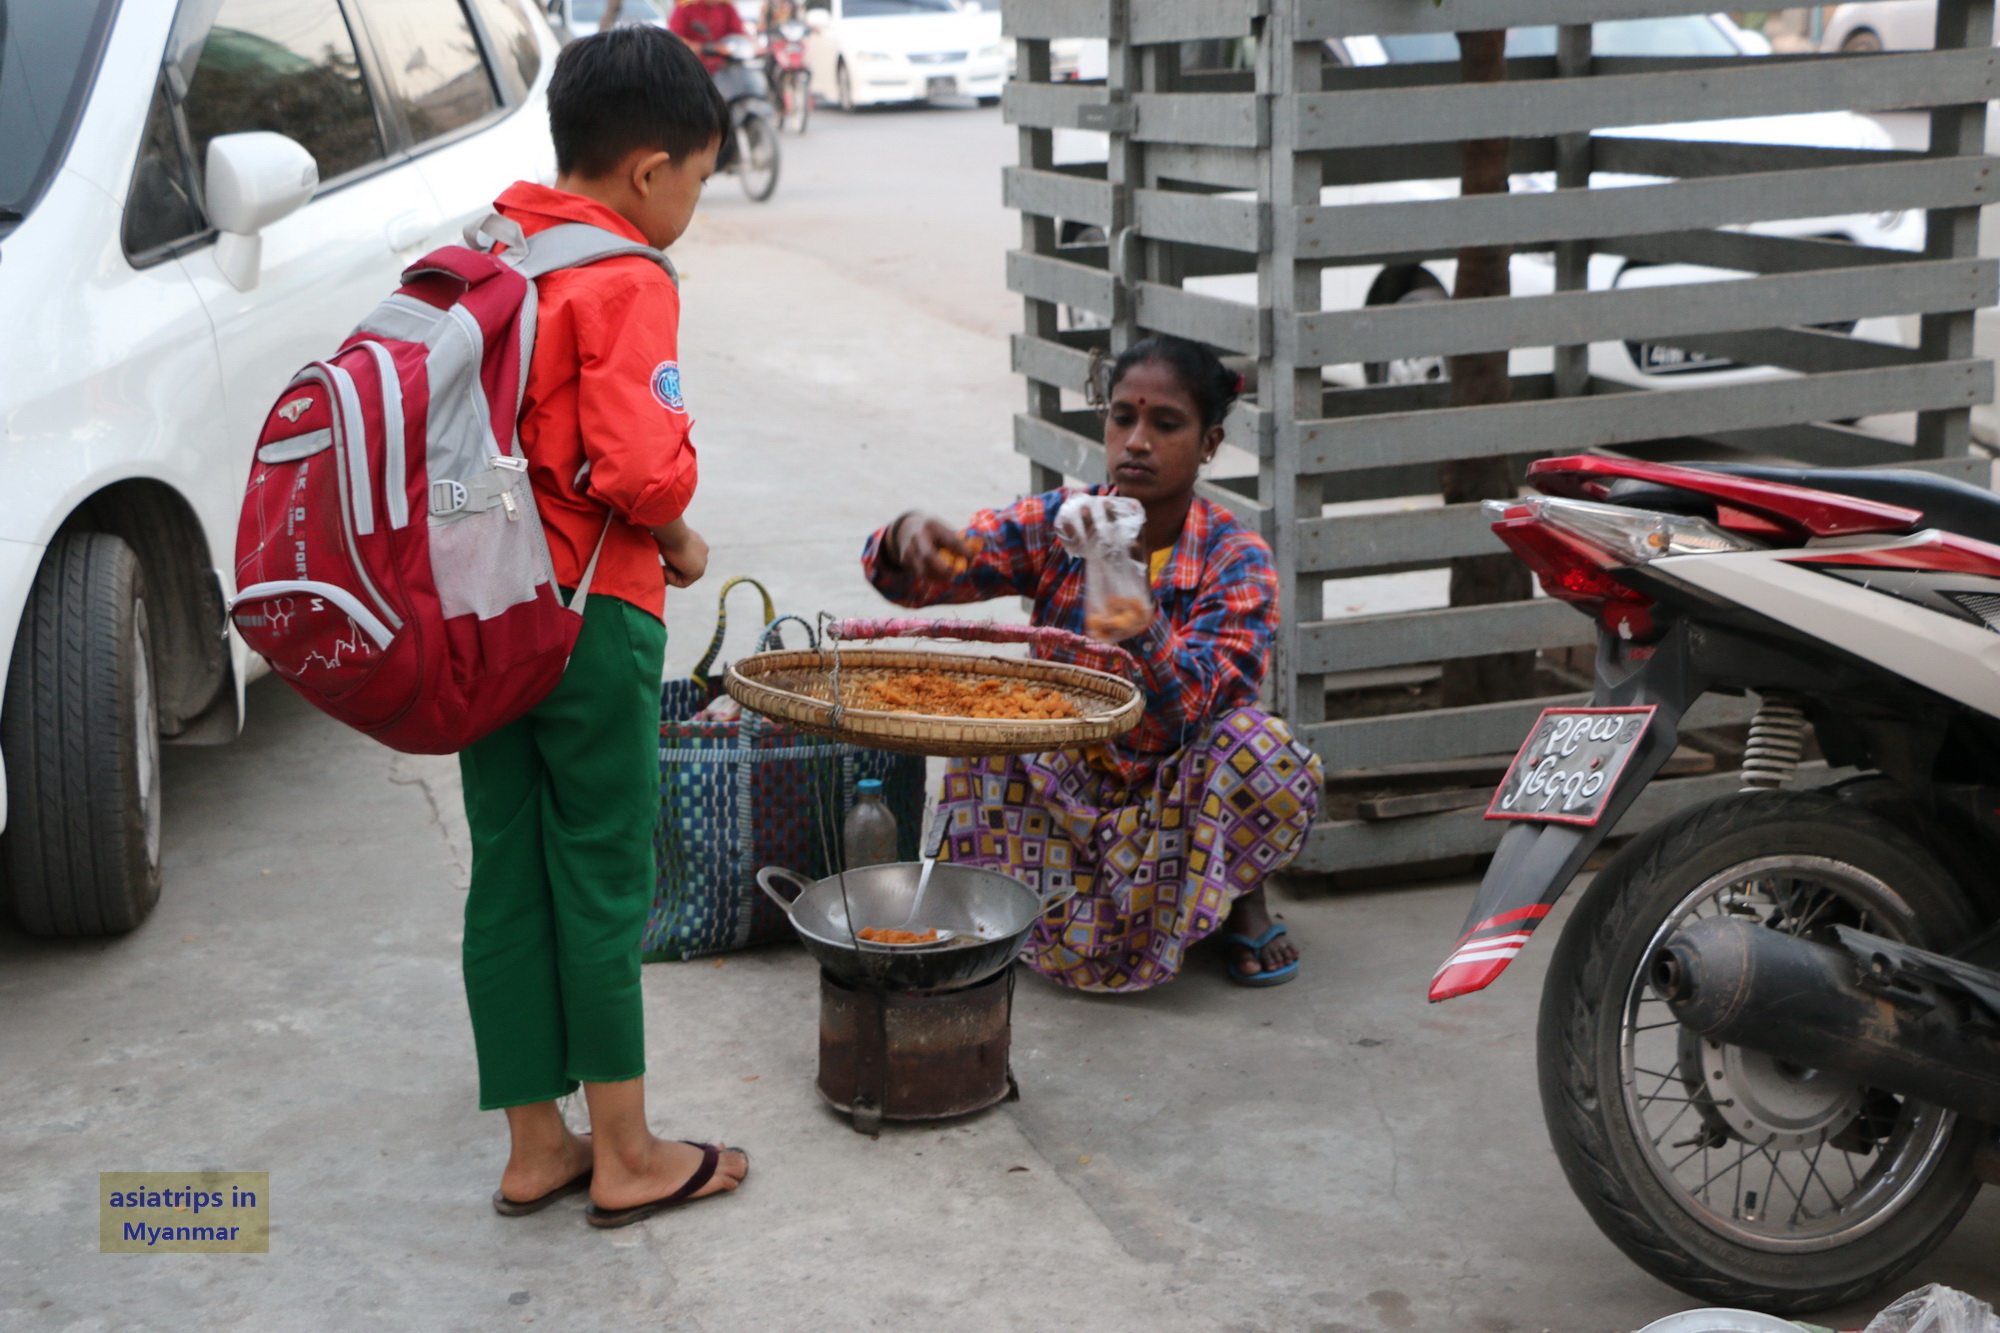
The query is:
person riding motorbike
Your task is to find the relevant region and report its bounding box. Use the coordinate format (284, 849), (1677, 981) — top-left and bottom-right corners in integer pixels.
(669, 0), (746, 74)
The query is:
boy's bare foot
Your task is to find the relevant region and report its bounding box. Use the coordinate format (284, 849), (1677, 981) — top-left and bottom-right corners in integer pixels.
(499, 1127), (593, 1205)
(589, 1135), (748, 1211)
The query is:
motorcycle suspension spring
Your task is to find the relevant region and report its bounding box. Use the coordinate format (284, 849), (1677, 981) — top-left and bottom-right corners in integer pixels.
(1740, 692), (1809, 791)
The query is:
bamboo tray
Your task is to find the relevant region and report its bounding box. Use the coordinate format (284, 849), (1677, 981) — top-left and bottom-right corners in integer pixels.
(724, 619), (1145, 759)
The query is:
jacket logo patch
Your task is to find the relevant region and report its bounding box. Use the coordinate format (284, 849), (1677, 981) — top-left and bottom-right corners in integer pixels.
(651, 361), (685, 413)
(277, 396), (313, 423)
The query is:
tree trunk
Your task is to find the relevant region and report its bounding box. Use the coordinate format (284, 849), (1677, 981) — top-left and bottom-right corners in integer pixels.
(1440, 29), (1536, 707)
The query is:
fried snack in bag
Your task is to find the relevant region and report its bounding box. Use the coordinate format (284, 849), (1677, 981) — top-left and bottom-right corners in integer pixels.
(1055, 494), (1153, 643)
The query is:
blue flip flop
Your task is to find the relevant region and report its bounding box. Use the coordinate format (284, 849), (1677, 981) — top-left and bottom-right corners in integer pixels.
(1223, 923), (1300, 987)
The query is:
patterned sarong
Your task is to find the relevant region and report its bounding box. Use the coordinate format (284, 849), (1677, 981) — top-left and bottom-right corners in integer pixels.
(938, 707), (1323, 993)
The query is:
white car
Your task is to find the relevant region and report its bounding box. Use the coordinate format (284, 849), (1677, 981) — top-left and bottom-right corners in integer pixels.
(0, 0), (560, 936)
(1052, 16), (1919, 390)
(1819, 3), (1949, 53)
(803, 0), (1005, 110)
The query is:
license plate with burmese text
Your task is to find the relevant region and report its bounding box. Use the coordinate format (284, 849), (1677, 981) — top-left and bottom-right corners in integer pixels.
(1485, 706), (1657, 827)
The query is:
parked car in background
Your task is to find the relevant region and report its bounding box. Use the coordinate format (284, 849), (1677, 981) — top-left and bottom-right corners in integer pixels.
(0, 0), (559, 937)
(802, 0), (1005, 110)
(1819, 2), (1945, 52)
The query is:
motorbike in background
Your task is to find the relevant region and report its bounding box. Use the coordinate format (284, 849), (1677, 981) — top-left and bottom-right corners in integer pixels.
(766, 19), (811, 133)
(1436, 454), (2000, 1313)
(709, 33), (781, 202)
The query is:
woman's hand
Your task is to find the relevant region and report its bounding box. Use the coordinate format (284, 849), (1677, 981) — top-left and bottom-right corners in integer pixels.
(652, 517), (710, 589)
(889, 513), (971, 581)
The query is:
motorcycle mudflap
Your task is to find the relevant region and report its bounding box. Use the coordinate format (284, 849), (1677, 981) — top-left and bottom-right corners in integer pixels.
(1433, 623), (1710, 1001)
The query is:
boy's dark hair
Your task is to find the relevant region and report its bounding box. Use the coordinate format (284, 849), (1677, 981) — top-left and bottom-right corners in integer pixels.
(548, 27), (729, 178)
(1105, 335), (1242, 431)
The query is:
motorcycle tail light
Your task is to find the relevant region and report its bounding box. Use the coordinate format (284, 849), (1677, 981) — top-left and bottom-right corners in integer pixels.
(1484, 495), (1758, 564)
(1488, 510), (1659, 641)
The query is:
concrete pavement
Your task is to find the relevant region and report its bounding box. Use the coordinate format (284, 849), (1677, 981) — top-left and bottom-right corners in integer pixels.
(4, 103), (1999, 1333)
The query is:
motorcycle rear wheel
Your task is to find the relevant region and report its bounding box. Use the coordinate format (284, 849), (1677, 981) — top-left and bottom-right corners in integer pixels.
(1539, 789), (1984, 1314)
(782, 70), (811, 133)
(736, 115), (780, 202)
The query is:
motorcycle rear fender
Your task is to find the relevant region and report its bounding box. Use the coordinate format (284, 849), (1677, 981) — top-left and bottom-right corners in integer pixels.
(1430, 621), (1711, 1002)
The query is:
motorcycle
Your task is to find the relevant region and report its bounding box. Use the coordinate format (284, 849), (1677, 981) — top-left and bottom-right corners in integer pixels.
(708, 33), (780, 202)
(1437, 454), (2000, 1313)
(766, 19), (811, 134)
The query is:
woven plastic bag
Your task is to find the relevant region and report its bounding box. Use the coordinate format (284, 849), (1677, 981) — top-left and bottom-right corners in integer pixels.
(646, 578), (923, 961)
(1055, 493), (1153, 642)
(1865, 1286), (2000, 1333)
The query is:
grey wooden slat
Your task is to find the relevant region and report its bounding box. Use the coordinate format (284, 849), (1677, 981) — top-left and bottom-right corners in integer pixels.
(1302, 0), (1872, 38)
(1003, 166), (1115, 227)
(1011, 333), (1092, 392)
(1134, 92), (1266, 148)
(1194, 478), (1275, 538)
(1296, 157), (1995, 260)
(1148, 142), (1261, 191)
(1635, 329), (1924, 375)
(1299, 600), (1594, 676)
(1322, 57), (1561, 92)
(1001, 0), (1110, 38)
(1592, 136), (1923, 179)
(1299, 360), (1992, 474)
(1292, 766), (1831, 874)
(1304, 691), (1760, 774)
(1128, 0), (1263, 44)
(1226, 401), (1275, 459)
(1006, 250), (1116, 315)
(1692, 421), (1919, 467)
(1135, 189), (1265, 252)
(1611, 230), (1914, 275)
(1320, 375), (1559, 419)
(1002, 81), (1109, 131)
(1321, 140), (1559, 188)
(1296, 260), (1997, 365)
(1299, 503), (1501, 575)
(1296, 49), (2000, 150)
(1014, 413), (1106, 484)
(1133, 282), (1266, 355)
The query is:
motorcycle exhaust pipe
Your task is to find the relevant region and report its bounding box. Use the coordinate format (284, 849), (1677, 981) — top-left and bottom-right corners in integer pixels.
(1653, 915), (2000, 1126)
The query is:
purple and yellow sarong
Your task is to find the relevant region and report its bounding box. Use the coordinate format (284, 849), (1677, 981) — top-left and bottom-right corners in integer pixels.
(938, 707), (1323, 993)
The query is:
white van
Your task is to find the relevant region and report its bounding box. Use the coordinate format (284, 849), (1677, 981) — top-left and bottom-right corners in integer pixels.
(0, 0), (559, 936)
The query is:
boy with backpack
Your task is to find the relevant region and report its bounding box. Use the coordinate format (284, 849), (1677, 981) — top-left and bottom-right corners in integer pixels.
(466, 27), (747, 1225)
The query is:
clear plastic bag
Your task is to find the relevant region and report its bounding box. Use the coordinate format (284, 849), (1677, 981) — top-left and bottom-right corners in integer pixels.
(1864, 1286), (2000, 1333)
(1055, 494), (1154, 643)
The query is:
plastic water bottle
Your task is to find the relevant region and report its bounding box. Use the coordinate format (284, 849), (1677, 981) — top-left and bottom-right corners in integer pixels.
(844, 778), (899, 869)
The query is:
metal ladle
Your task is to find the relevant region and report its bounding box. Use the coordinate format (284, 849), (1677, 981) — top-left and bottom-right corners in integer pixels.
(862, 805), (965, 948)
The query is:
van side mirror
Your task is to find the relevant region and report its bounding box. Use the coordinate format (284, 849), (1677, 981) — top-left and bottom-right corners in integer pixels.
(205, 132), (319, 291)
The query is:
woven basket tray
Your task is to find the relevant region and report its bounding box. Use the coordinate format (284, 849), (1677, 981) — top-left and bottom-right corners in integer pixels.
(724, 619), (1145, 758)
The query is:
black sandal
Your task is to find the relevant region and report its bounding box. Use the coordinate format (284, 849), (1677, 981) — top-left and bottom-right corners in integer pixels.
(491, 1167), (592, 1217)
(583, 1142), (748, 1229)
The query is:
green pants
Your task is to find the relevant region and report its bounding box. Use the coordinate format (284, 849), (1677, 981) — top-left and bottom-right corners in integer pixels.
(459, 593), (666, 1110)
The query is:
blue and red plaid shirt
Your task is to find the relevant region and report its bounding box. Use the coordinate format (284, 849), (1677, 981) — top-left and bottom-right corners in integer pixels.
(861, 487), (1278, 773)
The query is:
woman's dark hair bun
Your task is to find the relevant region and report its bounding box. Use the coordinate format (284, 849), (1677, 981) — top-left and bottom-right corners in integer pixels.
(1104, 334), (1241, 432)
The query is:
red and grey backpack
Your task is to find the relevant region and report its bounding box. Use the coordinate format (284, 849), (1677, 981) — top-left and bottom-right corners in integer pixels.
(229, 213), (673, 754)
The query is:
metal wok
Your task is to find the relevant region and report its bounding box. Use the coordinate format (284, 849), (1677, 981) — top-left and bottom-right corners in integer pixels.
(757, 861), (1069, 992)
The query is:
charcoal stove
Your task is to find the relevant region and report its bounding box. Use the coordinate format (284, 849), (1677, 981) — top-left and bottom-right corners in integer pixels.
(816, 965), (1017, 1133)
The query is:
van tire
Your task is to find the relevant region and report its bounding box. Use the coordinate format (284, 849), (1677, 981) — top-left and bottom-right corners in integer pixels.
(3, 533), (163, 936)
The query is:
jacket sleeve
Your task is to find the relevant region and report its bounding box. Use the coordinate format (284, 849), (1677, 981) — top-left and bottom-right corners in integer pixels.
(861, 491), (1062, 608)
(573, 270), (698, 530)
(1121, 533), (1276, 746)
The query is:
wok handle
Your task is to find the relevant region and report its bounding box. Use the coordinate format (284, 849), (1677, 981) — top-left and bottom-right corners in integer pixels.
(1036, 880), (1078, 914)
(756, 866), (814, 913)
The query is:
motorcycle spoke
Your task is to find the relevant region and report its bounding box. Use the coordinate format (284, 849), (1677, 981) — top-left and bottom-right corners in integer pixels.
(1647, 1097), (1696, 1148)
(1794, 1141), (1831, 1224)
(1689, 1140), (1755, 1200)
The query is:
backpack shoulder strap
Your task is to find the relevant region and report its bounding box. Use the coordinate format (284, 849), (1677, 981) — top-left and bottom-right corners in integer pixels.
(465, 214), (677, 286)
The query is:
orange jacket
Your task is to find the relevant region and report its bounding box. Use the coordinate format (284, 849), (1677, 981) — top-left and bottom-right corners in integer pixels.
(496, 181), (698, 622)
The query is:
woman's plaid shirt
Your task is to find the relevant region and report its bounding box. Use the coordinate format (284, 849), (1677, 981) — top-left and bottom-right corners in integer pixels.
(861, 486), (1278, 772)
